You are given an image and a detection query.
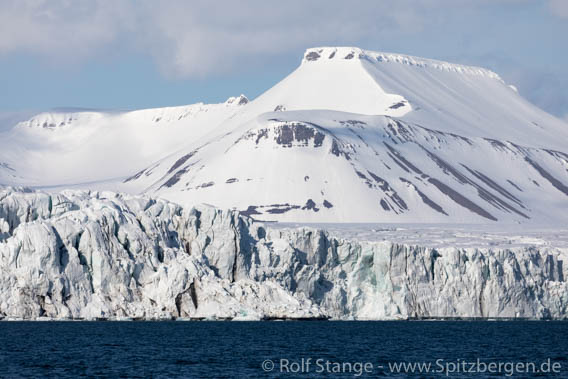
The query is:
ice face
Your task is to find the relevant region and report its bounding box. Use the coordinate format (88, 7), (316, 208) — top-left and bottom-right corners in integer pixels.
(1, 186), (566, 320)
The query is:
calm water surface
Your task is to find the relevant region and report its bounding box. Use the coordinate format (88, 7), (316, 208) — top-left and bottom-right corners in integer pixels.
(0, 321), (566, 378)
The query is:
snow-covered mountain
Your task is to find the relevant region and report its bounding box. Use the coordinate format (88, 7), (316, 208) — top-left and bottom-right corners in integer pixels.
(1, 47), (567, 223)
(0, 95), (248, 186)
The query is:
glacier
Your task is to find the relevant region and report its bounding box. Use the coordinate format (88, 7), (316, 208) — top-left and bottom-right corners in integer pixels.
(1, 186), (566, 321)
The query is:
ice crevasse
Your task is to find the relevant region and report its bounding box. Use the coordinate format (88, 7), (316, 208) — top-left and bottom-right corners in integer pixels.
(0, 187), (566, 320)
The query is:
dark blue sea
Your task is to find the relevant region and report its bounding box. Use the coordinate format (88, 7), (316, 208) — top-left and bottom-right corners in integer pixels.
(0, 321), (566, 378)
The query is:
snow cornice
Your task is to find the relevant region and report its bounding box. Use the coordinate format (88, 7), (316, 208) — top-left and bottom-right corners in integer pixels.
(302, 47), (503, 82)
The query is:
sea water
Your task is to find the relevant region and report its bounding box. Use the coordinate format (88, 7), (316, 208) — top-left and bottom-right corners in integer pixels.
(0, 321), (566, 377)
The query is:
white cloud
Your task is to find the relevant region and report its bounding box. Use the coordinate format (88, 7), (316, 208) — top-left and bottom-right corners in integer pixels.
(0, 0), (565, 80)
(0, 0), (471, 77)
(132, 0), (425, 77)
(549, 0), (568, 18)
(0, 0), (134, 62)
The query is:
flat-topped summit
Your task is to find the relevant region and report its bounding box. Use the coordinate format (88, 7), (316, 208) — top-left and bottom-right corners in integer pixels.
(302, 47), (502, 81)
(2, 46), (568, 224)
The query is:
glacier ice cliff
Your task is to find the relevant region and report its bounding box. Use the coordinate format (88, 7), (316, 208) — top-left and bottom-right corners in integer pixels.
(0, 187), (566, 320)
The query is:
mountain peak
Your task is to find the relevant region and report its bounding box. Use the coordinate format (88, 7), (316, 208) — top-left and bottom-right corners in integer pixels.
(225, 94), (249, 106)
(302, 47), (364, 62)
(302, 47), (502, 81)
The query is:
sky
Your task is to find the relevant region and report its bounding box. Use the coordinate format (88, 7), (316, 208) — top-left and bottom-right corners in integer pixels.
(0, 0), (567, 129)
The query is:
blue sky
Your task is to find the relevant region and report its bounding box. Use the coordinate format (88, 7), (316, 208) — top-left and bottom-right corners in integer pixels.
(1, 0), (567, 127)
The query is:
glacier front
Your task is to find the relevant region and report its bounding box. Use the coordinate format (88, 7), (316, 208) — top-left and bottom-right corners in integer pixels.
(0, 186), (566, 320)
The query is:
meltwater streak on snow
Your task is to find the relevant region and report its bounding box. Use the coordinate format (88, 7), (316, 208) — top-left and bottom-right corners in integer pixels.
(0, 187), (567, 320)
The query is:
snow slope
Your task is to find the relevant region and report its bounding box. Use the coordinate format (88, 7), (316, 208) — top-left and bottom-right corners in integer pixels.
(118, 47), (568, 223)
(0, 95), (248, 186)
(1, 187), (566, 320)
(251, 47), (568, 149)
(1, 47), (567, 223)
(124, 109), (568, 223)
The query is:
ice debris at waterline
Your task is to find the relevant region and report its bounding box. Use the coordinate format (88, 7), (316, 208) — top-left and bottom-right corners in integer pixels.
(0, 187), (567, 320)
